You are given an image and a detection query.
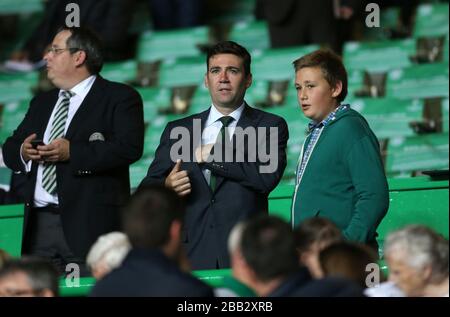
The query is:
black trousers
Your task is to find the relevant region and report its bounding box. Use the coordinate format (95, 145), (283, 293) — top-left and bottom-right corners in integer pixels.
(23, 206), (90, 277)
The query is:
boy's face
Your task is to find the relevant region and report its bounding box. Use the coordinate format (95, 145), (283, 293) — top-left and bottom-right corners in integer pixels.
(295, 67), (342, 123)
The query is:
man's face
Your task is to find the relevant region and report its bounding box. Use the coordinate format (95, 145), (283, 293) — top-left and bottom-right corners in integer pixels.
(43, 30), (79, 89)
(205, 54), (252, 111)
(0, 272), (36, 297)
(295, 67), (341, 123)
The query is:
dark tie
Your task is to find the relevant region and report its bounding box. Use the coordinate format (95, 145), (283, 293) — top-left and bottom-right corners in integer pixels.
(42, 90), (74, 195)
(209, 116), (234, 191)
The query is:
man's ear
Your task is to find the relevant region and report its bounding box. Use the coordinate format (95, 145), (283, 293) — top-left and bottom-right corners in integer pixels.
(245, 73), (253, 89)
(331, 80), (343, 98)
(74, 50), (87, 67)
(204, 73), (209, 88)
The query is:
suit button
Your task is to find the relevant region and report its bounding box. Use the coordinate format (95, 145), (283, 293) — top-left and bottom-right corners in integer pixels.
(211, 199), (215, 204)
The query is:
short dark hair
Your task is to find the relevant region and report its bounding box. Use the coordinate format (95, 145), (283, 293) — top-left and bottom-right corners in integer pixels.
(293, 49), (348, 102)
(0, 257), (59, 296)
(319, 241), (378, 288)
(206, 41), (251, 76)
(59, 26), (104, 74)
(123, 185), (185, 249)
(240, 215), (298, 282)
(294, 217), (342, 255)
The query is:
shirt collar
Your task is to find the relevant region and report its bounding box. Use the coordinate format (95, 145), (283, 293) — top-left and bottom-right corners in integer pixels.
(308, 104), (350, 132)
(206, 102), (245, 127)
(59, 75), (97, 99)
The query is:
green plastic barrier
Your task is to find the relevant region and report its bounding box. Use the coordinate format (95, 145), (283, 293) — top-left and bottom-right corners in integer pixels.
(413, 3), (449, 38)
(343, 39), (416, 72)
(0, 204), (24, 257)
(385, 63), (449, 100)
(59, 269), (232, 297)
(137, 27), (208, 62)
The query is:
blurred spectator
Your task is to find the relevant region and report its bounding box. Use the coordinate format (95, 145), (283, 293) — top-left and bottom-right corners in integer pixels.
(0, 257), (59, 297)
(229, 215), (363, 297)
(319, 241), (379, 288)
(229, 215), (301, 296)
(86, 231), (131, 280)
(147, 0), (203, 30)
(90, 185), (214, 296)
(294, 217), (343, 278)
(6, 0), (135, 71)
(255, 0), (364, 52)
(384, 225), (449, 297)
(0, 249), (10, 270)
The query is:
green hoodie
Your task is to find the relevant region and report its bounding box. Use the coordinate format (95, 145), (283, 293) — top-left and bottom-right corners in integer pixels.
(291, 108), (389, 243)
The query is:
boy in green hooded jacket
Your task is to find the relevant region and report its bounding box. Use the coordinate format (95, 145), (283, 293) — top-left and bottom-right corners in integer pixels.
(291, 49), (389, 248)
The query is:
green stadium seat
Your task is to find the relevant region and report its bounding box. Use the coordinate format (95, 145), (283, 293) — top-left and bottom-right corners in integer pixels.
(343, 39), (416, 72)
(228, 21), (270, 52)
(188, 85), (210, 114)
(158, 56), (205, 88)
(351, 98), (423, 139)
(385, 63), (449, 99)
(136, 87), (172, 123)
(129, 156), (153, 189)
(413, 3), (449, 38)
(443, 98), (449, 133)
(0, 167), (12, 189)
(0, 99), (29, 143)
(345, 69), (366, 103)
(136, 26), (208, 62)
(100, 60), (137, 84)
(363, 6), (400, 41)
(0, 0), (43, 14)
(386, 133), (449, 176)
(251, 45), (319, 81)
(0, 72), (39, 104)
(0, 204), (24, 257)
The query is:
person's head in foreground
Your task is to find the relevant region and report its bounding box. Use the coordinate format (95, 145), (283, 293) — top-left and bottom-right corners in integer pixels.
(384, 225), (449, 297)
(86, 231), (131, 280)
(0, 257), (59, 297)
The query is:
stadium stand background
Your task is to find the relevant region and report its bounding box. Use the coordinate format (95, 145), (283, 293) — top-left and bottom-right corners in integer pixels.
(0, 0), (448, 295)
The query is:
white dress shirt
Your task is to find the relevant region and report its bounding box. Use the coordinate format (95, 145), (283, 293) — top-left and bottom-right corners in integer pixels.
(201, 102), (245, 184)
(21, 75), (96, 207)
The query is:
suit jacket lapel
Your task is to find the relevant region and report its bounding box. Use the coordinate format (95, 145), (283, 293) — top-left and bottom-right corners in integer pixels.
(188, 108), (212, 192)
(65, 76), (106, 140)
(37, 90), (60, 140)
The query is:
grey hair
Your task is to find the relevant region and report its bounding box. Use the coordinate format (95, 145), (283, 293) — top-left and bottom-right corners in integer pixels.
(385, 225), (449, 283)
(86, 232), (131, 272)
(228, 222), (247, 254)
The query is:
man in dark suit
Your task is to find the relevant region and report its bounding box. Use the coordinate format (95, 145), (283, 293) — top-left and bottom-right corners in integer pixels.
(1, 27), (144, 275)
(139, 41), (288, 270)
(90, 185), (214, 297)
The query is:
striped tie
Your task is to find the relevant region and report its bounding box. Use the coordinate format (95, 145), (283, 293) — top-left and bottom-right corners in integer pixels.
(42, 90), (74, 195)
